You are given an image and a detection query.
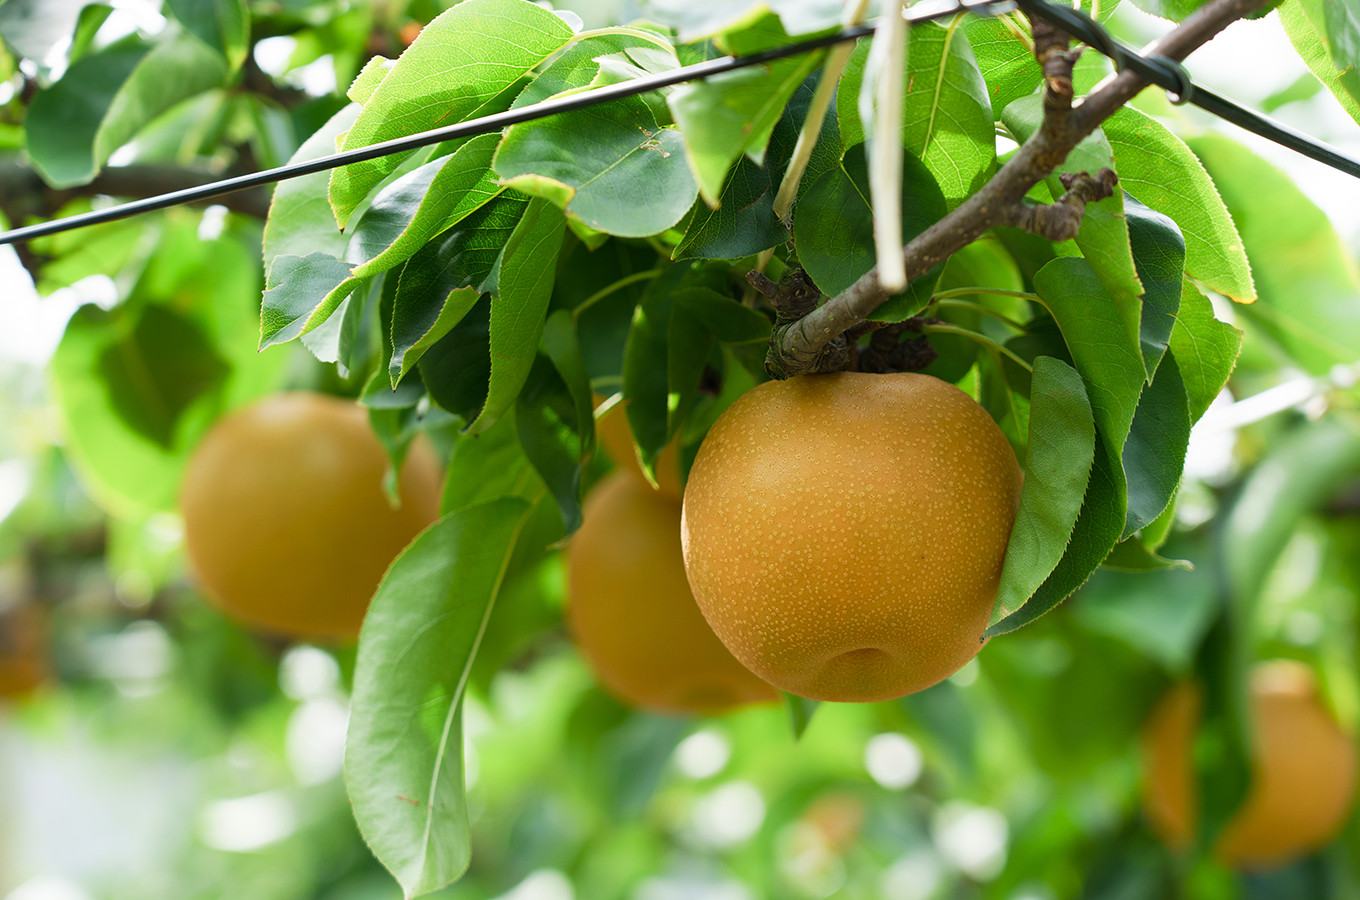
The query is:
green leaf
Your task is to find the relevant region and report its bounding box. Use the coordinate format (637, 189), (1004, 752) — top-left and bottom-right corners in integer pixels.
(839, 21), (996, 208)
(676, 289), (773, 344)
(793, 144), (947, 317)
(328, 0), (574, 227)
(990, 356), (1096, 627)
(442, 414), (541, 512)
(347, 134), (505, 280)
(346, 496), (533, 898)
(1190, 134), (1360, 373)
(1223, 417), (1360, 609)
(165, 0), (248, 67)
(621, 263), (730, 474)
(512, 28), (677, 109)
(1101, 536), (1192, 572)
(515, 311), (595, 531)
(495, 94), (698, 238)
(674, 157), (789, 260)
(420, 298), (493, 423)
(1129, 0), (1209, 20)
(467, 198), (568, 433)
(963, 15), (1042, 116)
(542, 310), (596, 460)
(1126, 199), (1185, 376)
(389, 194), (528, 383)
(668, 36), (823, 203)
(782, 692), (820, 738)
(517, 357), (586, 532)
(263, 103), (362, 265)
(1103, 106), (1255, 303)
(1034, 257), (1144, 459)
(1074, 561), (1214, 676)
(25, 35), (227, 187)
(1281, 0), (1360, 126)
(259, 252), (359, 349)
(49, 229), (285, 518)
(1168, 281), (1242, 422)
(665, 296), (717, 437)
(0, 0), (96, 64)
(674, 73), (840, 261)
(1122, 352), (1190, 537)
(1004, 98), (1143, 341)
(95, 305), (230, 450)
(987, 430), (1127, 636)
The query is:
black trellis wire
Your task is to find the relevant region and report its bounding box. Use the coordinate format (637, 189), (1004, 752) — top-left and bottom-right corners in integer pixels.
(0, 0), (1356, 248)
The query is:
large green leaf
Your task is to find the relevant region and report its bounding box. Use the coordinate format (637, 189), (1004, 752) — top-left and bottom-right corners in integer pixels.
(512, 28), (678, 110)
(49, 226), (286, 518)
(328, 0), (574, 227)
(621, 262), (730, 474)
(388, 194), (529, 383)
(495, 94), (698, 238)
(668, 18), (823, 203)
(988, 429), (1127, 635)
(517, 313), (594, 533)
(0, 0), (95, 64)
(263, 103), (362, 265)
(1074, 558), (1217, 676)
(1121, 352), (1190, 537)
(990, 356), (1096, 627)
(259, 252), (360, 349)
(347, 134), (505, 280)
(1223, 417), (1360, 608)
(963, 15), (1042, 116)
(1168, 281), (1241, 422)
(839, 21), (995, 208)
(1190, 134), (1360, 372)
(165, 0), (249, 68)
(467, 198), (567, 433)
(1281, 0), (1360, 126)
(1125, 199), (1185, 376)
(25, 34), (228, 188)
(1104, 106), (1255, 304)
(346, 496), (533, 898)
(675, 73), (841, 260)
(675, 157), (789, 260)
(1034, 257), (1144, 459)
(94, 305), (230, 450)
(793, 144), (947, 317)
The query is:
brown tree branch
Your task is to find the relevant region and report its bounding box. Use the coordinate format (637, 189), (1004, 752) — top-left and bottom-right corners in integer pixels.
(768, 0), (1266, 378)
(1001, 167), (1118, 242)
(0, 160), (272, 220)
(0, 158), (271, 277)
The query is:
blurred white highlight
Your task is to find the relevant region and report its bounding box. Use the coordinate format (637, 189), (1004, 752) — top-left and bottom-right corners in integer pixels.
(674, 729), (730, 779)
(864, 732), (923, 789)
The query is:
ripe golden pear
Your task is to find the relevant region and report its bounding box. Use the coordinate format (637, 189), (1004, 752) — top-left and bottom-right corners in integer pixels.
(1142, 660), (1359, 869)
(181, 392), (442, 641)
(681, 372), (1023, 702)
(566, 471), (778, 714)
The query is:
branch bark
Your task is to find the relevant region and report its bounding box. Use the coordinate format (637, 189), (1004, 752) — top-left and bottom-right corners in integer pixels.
(0, 159), (272, 222)
(768, 0), (1266, 378)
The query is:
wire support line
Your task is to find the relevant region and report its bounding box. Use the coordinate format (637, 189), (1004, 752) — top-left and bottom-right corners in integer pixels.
(1013, 0), (1360, 180)
(0, 0), (1355, 247)
(0, 0), (1003, 247)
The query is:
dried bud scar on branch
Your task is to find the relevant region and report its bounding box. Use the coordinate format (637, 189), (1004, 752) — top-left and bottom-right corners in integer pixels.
(764, 0), (1269, 380)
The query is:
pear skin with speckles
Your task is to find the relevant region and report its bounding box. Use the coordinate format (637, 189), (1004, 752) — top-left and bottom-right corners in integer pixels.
(567, 471), (779, 714)
(680, 372), (1023, 703)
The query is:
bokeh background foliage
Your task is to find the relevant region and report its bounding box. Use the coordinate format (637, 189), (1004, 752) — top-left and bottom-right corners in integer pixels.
(0, 0), (1358, 898)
